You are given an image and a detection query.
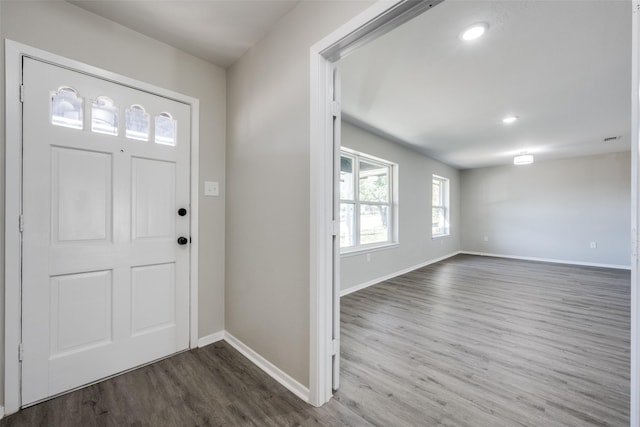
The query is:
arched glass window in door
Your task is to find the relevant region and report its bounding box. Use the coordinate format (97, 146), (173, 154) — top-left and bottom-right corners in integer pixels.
(51, 87), (83, 130)
(125, 105), (150, 141)
(91, 96), (118, 136)
(155, 112), (176, 146)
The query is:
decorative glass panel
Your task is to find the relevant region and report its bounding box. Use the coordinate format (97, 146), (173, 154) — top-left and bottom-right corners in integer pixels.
(51, 87), (83, 130)
(360, 204), (389, 245)
(155, 113), (176, 146)
(91, 96), (118, 136)
(125, 105), (149, 141)
(359, 160), (389, 203)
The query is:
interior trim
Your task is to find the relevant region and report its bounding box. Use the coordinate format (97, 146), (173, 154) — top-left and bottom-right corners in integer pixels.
(224, 332), (310, 403)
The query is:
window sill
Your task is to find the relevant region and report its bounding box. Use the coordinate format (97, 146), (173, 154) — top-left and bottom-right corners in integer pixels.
(432, 233), (450, 240)
(340, 242), (399, 258)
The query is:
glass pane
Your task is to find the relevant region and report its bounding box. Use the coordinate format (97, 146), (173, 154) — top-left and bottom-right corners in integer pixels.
(126, 105), (149, 141)
(432, 179), (441, 205)
(360, 204), (389, 245)
(340, 156), (354, 200)
(359, 160), (389, 203)
(51, 87), (83, 130)
(339, 203), (355, 248)
(155, 113), (176, 146)
(432, 207), (445, 235)
(91, 96), (118, 136)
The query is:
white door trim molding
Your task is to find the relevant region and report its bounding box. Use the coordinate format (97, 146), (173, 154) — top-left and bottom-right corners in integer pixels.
(4, 40), (200, 415)
(631, 3), (639, 426)
(308, 0), (442, 407)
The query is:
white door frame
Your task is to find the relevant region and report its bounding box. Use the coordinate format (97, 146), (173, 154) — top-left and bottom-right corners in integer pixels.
(632, 3), (639, 426)
(4, 40), (200, 415)
(310, 3), (640, 426)
(308, 0), (443, 407)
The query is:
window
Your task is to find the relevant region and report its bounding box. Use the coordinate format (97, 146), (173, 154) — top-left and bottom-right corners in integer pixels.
(125, 105), (150, 141)
(340, 149), (396, 252)
(51, 87), (83, 130)
(432, 175), (450, 237)
(91, 96), (118, 136)
(155, 112), (176, 146)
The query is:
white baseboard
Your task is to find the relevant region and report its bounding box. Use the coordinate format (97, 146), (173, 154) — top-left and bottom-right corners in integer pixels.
(223, 332), (310, 403)
(197, 331), (225, 348)
(340, 251), (462, 297)
(0, 405), (4, 419)
(461, 251), (632, 270)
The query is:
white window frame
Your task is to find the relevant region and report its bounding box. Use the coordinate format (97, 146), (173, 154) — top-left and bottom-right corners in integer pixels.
(340, 148), (398, 254)
(432, 174), (450, 238)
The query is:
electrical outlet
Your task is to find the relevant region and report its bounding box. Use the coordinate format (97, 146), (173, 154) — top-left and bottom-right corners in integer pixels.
(483, 236), (489, 242)
(589, 241), (597, 249)
(366, 253), (371, 262)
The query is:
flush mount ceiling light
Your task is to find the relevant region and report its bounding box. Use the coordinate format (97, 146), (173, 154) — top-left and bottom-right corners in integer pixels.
(460, 22), (489, 41)
(502, 115), (518, 124)
(514, 153), (534, 165)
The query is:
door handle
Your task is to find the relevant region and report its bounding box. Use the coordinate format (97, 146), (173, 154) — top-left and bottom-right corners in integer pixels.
(177, 236), (189, 245)
(178, 208), (187, 216)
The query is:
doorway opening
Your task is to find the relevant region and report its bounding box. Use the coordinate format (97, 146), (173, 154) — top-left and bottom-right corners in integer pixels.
(309, 2), (638, 426)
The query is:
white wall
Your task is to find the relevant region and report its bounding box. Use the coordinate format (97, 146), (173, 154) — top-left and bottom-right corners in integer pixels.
(460, 151), (631, 268)
(226, 1), (374, 387)
(340, 122), (461, 292)
(1, 0), (227, 405)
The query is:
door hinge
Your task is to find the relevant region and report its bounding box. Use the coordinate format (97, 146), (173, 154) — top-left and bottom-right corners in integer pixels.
(19, 214), (24, 233)
(330, 220), (339, 237)
(331, 339), (339, 356)
(633, 228), (638, 258)
(18, 343), (23, 362)
(331, 101), (340, 118)
(20, 84), (24, 103)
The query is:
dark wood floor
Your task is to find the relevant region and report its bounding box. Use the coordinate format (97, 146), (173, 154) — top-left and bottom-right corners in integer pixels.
(1, 255), (630, 426)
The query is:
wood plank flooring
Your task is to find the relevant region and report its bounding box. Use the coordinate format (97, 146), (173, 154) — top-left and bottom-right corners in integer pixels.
(1, 255), (630, 426)
(336, 255), (630, 427)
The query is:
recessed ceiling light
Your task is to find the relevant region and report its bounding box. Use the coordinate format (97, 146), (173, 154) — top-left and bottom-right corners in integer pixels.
(460, 23), (489, 41)
(502, 115), (518, 124)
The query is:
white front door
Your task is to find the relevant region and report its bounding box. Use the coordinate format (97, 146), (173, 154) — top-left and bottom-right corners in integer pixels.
(21, 57), (191, 405)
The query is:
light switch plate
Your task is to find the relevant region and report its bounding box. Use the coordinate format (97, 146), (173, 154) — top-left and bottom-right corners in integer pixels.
(204, 181), (219, 196)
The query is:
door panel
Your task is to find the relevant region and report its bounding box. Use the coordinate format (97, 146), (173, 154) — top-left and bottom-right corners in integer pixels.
(52, 148), (112, 243)
(50, 271), (113, 357)
(21, 57), (191, 405)
(132, 158), (176, 240)
(131, 263), (176, 336)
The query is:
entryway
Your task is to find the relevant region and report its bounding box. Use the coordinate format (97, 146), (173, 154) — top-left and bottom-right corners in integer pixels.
(19, 56), (192, 405)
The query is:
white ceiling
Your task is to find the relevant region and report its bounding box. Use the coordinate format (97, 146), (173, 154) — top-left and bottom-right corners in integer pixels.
(69, 0), (301, 68)
(69, 0), (631, 170)
(340, 0), (631, 169)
